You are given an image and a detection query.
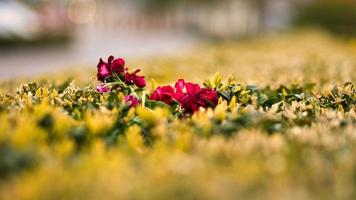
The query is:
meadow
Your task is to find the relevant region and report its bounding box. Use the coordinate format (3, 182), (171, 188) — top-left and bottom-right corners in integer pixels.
(0, 30), (355, 200)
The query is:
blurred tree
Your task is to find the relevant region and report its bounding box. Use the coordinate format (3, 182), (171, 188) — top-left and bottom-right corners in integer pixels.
(295, 0), (356, 36)
(250, 0), (269, 32)
(139, 0), (271, 30)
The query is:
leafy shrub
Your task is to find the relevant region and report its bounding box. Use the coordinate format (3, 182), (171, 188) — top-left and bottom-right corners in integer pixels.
(0, 32), (356, 199)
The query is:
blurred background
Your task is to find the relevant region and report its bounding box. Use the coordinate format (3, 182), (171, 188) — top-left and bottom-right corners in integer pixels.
(1, 0), (356, 79)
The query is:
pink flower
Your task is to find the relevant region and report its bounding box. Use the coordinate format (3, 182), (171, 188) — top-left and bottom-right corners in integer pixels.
(125, 69), (146, 88)
(150, 85), (175, 105)
(125, 95), (140, 107)
(96, 83), (111, 93)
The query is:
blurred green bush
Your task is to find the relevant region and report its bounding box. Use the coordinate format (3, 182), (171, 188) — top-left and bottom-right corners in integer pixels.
(295, 0), (356, 36)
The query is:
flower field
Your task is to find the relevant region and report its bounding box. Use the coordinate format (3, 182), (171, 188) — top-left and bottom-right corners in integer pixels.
(0, 31), (356, 199)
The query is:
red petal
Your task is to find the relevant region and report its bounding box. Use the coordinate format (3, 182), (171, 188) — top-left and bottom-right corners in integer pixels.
(175, 79), (185, 92)
(185, 83), (200, 95)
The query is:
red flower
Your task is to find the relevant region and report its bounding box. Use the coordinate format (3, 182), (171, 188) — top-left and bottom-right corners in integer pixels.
(150, 85), (175, 105)
(173, 79), (185, 102)
(97, 56), (126, 81)
(125, 69), (146, 88)
(180, 94), (200, 114)
(111, 58), (125, 76)
(97, 58), (112, 82)
(125, 95), (140, 107)
(185, 82), (201, 95)
(196, 88), (218, 108)
(149, 79), (218, 114)
(175, 79), (185, 93)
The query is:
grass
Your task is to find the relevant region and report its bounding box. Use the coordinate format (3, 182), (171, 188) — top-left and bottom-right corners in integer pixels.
(0, 30), (355, 200)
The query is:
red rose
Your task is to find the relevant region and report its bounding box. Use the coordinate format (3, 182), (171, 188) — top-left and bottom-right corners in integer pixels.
(150, 85), (175, 105)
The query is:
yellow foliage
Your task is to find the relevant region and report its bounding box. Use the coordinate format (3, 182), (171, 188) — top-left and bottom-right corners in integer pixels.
(0, 31), (355, 200)
(85, 108), (116, 136)
(125, 125), (145, 154)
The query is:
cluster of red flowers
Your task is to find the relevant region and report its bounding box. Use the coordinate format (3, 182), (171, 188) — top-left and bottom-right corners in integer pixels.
(150, 79), (218, 114)
(96, 56), (218, 114)
(96, 56), (144, 107)
(97, 56), (146, 88)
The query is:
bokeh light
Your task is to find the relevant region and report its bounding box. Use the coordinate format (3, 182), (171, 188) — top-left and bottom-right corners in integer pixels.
(68, 0), (97, 25)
